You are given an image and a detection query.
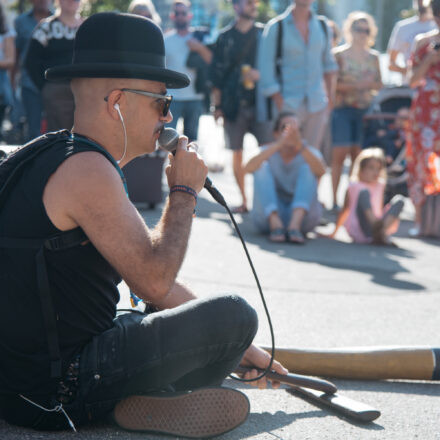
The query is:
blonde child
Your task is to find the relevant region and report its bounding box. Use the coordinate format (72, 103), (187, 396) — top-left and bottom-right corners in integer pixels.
(328, 148), (405, 244)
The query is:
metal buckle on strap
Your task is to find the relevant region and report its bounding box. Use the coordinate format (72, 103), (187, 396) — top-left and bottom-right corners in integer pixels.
(44, 236), (65, 251)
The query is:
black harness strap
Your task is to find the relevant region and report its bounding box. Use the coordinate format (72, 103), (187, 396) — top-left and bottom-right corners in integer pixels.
(0, 228), (88, 378)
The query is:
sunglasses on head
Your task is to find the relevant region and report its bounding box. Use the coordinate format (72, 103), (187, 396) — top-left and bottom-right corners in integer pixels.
(352, 26), (370, 35)
(104, 89), (173, 117)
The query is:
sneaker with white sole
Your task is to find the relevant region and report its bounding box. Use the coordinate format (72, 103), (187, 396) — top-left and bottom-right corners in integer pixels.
(113, 387), (250, 439)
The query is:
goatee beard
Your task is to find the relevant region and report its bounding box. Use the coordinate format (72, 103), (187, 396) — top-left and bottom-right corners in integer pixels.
(239, 13), (255, 20)
(175, 22), (188, 31)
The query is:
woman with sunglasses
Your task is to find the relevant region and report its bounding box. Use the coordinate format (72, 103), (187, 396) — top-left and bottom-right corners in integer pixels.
(25, 0), (84, 133)
(406, 0), (440, 237)
(330, 11), (382, 212)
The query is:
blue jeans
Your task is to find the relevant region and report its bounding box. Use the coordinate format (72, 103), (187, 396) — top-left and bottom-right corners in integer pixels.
(251, 161), (322, 233)
(22, 86), (43, 141)
(4, 294), (258, 430)
(168, 99), (203, 141)
(331, 106), (366, 147)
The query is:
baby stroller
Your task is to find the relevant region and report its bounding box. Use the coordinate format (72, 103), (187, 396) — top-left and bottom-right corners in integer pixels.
(362, 86), (414, 204)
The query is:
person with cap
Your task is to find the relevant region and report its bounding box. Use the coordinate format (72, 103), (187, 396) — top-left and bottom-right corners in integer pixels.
(0, 12), (287, 437)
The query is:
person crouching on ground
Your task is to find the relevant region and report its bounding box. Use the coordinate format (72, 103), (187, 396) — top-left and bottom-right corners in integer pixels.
(244, 111), (326, 244)
(327, 147), (405, 245)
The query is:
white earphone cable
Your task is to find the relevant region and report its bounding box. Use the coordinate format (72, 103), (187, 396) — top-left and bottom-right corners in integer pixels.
(115, 105), (127, 164)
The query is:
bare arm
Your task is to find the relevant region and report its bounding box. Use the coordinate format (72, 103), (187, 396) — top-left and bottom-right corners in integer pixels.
(0, 37), (16, 70)
(324, 71), (337, 109)
(408, 40), (440, 87)
(328, 192), (350, 238)
(211, 86), (223, 121)
(300, 146), (326, 178)
(187, 38), (212, 64)
(243, 141), (282, 174)
(388, 49), (406, 75)
(43, 143), (208, 305)
(270, 91), (284, 112)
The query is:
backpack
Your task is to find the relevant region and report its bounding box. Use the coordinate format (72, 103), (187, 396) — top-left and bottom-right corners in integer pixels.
(0, 131), (123, 383)
(186, 27), (212, 114)
(266, 15), (329, 121)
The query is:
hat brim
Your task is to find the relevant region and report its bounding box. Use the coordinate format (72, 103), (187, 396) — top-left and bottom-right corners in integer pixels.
(45, 63), (190, 89)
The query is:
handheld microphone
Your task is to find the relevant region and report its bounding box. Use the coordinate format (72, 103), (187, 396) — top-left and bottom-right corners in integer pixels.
(158, 127), (226, 207)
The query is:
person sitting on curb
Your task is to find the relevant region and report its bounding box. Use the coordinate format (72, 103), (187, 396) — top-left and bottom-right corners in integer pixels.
(244, 111), (326, 244)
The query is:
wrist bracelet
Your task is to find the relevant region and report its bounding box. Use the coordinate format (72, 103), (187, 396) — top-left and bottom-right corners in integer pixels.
(170, 185), (198, 204)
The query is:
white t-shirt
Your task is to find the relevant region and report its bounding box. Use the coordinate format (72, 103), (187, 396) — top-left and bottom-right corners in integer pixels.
(387, 16), (436, 63)
(164, 30), (203, 101)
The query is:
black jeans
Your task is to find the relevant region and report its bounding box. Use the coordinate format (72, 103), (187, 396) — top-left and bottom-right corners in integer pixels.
(4, 294), (258, 430)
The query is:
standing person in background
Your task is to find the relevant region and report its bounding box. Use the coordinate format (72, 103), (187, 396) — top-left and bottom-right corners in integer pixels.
(13, 0), (52, 141)
(210, 0), (272, 214)
(320, 19), (341, 166)
(331, 12), (382, 212)
(25, 0), (83, 132)
(164, 0), (212, 143)
(0, 4), (16, 141)
(258, 0), (337, 155)
(388, 0), (435, 81)
(406, 0), (440, 237)
(128, 0), (162, 26)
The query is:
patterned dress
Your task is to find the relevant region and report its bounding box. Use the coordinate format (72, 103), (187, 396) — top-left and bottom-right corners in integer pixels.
(406, 42), (440, 207)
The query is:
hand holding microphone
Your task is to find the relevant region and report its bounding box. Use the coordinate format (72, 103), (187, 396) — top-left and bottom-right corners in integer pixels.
(159, 128), (227, 206)
(163, 133), (207, 194)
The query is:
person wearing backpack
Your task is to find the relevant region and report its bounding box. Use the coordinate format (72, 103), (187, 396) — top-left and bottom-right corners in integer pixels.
(0, 12), (287, 436)
(210, 0), (273, 214)
(258, 0), (338, 154)
(164, 0), (212, 142)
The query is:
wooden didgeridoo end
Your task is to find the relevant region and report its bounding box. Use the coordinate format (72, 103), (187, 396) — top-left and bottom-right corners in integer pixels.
(260, 346), (440, 381)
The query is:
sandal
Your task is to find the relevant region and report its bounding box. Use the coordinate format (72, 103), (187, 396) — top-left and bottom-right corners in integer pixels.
(231, 205), (249, 214)
(287, 229), (305, 244)
(268, 227), (286, 243)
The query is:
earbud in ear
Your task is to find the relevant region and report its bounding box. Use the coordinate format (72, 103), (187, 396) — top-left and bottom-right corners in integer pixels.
(114, 103), (120, 110)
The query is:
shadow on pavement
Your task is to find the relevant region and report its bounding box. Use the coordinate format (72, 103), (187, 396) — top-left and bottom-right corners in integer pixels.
(190, 196), (426, 292)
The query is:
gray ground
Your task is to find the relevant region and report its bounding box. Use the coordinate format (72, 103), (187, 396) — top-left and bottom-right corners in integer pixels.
(1, 116), (439, 439)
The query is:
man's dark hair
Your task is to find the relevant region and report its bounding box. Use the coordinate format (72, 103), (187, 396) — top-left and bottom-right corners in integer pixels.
(0, 4), (7, 35)
(431, 0), (440, 16)
(273, 111), (296, 132)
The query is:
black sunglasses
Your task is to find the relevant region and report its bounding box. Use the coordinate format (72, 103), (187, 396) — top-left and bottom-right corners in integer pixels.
(104, 89), (173, 117)
(352, 26), (370, 35)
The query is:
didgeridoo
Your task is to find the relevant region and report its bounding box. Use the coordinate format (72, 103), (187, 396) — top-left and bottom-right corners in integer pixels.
(260, 346), (440, 381)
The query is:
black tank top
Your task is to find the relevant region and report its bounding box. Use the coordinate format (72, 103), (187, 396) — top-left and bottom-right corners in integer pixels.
(0, 133), (122, 395)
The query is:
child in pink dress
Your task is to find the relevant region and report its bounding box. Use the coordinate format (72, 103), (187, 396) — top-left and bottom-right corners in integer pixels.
(328, 148), (404, 244)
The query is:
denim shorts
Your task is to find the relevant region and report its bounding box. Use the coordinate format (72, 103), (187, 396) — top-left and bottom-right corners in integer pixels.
(331, 106), (367, 147)
(224, 105), (273, 151)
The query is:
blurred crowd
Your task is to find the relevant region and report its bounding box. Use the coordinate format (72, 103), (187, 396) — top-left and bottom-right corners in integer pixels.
(3, 0), (440, 243)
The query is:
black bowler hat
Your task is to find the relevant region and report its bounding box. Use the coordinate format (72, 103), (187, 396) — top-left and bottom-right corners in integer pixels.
(45, 12), (190, 89)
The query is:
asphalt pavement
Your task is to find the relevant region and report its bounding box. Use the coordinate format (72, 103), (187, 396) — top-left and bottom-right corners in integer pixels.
(1, 116), (440, 439)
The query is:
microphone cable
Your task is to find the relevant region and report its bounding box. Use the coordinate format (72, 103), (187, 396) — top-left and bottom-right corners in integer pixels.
(158, 127), (275, 383)
(215, 196), (275, 384)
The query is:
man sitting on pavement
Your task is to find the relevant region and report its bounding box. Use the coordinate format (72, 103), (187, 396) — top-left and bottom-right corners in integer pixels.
(244, 111), (326, 244)
(0, 12), (286, 437)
